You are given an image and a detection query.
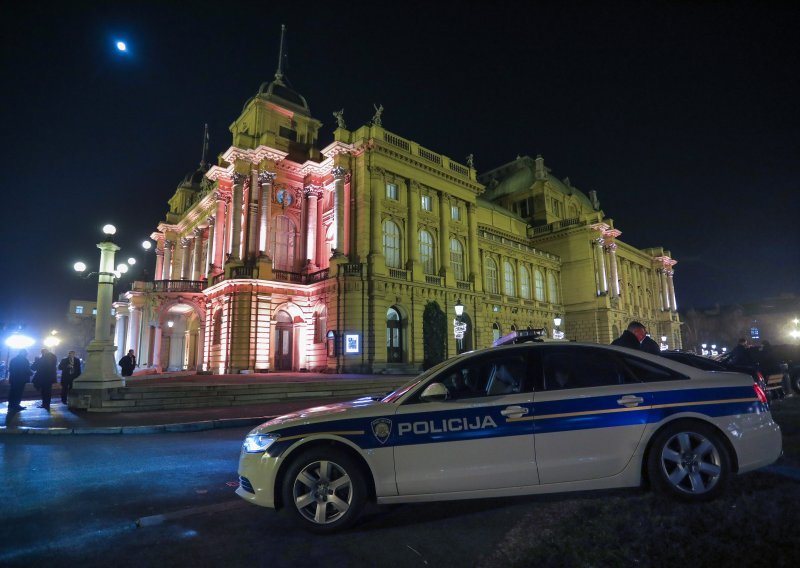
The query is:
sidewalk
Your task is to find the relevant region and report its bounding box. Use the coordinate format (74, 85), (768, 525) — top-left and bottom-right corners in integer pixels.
(0, 371), (413, 436)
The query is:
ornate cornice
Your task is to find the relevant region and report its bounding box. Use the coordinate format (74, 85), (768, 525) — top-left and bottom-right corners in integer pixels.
(206, 165), (233, 181)
(321, 140), (355, 159)
(221, 145), (288, 166)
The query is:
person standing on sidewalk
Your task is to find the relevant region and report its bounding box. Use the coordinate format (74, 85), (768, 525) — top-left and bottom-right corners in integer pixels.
(58, 350), (82, 404)
(31, 347), (58, 410)
(7, 349), (32, 412)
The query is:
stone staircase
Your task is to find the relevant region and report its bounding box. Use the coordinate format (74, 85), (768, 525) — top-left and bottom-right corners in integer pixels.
(85, 377), (409, 412)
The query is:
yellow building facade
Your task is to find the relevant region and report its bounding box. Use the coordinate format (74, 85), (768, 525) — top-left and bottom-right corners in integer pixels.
(114, 66), (681, 375)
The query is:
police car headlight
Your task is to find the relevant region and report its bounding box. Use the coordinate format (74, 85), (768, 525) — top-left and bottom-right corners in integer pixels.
(243, 434), (279, 453)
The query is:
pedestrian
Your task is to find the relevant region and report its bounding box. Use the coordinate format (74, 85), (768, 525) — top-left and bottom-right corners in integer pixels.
(119, 349), (136, 377)
(31, 347), (58, 410)
(729, 338), (752, 365)
(611, 321), (647, 350)
(58, 350), (82, 404)
(641, 334), (662, 355)
(7, 349), (32, 412)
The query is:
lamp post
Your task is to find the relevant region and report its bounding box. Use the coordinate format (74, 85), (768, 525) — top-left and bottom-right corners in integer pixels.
(43, 329), (61, 350)
(71, 224), (125, 394)
(453, 299), (465, 354)
(553, 315), (564, 339)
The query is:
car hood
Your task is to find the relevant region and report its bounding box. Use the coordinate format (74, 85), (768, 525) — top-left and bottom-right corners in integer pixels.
(249, 396), (387, 434)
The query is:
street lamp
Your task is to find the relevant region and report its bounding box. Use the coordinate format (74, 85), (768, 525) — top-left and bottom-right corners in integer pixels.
(660, 335), (668, 351)
(553, 315), (564, 339)
(4, 332), (35, 378)
(701, 343), (708, 356)
(453, 300), (466, 353)
(71, 224), (125, 395)
(43, 329), (61, 349)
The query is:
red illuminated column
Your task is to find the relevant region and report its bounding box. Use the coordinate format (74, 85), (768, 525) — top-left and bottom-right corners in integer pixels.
(316, 190), (325, 267)
(154, 247), (164, 281)
(204, 218), (214, 278)
(305, 188), (318, 269)
(213, 192), (227, 272)
(152, 325), (162, 371)
(231, 173), (246, 261)
(246, 170), (259, 261)
(607, 243), (619, 298)
(180, 238), (191, 280)
(192, 228), (203, 280)
(163, 240), (174, 280)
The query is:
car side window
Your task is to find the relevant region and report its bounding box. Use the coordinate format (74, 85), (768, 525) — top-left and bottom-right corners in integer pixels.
(441, 352), (529, 400)
(621, 356), (688, 382)
(542, 348), (623, 390)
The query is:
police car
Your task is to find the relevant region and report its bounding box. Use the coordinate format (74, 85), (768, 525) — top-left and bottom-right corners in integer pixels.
(236, 343), (782, 532)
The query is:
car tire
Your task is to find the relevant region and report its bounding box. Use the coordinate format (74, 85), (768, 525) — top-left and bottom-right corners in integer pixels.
(647, 421), (731, 502)
(281, 447), (367, 533)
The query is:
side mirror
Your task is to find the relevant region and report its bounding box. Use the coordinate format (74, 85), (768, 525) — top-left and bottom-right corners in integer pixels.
(420, 382), (449, 402)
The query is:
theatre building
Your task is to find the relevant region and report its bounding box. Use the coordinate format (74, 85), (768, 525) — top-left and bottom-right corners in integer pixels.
(113, 64), (682, 375)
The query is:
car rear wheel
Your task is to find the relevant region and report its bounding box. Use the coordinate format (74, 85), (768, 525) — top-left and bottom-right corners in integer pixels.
(647, 422), (731, 501)
(281, 448), (367, 533)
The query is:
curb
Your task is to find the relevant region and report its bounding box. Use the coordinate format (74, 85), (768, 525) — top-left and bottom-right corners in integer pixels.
(0, 415), (272, 436)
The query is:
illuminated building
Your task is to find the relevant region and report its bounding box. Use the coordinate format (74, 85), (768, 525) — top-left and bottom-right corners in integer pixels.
(115, 35), (682, 374)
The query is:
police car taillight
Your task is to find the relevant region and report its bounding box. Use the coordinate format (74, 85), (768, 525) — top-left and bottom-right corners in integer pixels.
(756, 371), (765, 383)
(753, 383), (768, 404)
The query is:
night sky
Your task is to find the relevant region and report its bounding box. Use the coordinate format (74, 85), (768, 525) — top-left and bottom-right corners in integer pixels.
(1, 1), (798, 339)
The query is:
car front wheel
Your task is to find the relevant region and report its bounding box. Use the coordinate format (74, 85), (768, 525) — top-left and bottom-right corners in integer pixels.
(281, 448), (367, 533)
(647, 422), (731, 501)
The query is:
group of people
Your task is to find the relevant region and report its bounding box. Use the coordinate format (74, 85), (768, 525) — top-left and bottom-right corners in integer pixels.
(6, 348), (82, 412)
(5, 347), (139, 412)
(611, 321), (663, 355)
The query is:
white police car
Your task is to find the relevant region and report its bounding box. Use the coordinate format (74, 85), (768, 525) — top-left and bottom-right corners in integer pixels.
(236, 343), (782, 532)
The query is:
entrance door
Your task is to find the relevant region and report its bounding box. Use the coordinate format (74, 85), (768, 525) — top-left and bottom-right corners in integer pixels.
(387, 307), (402, 363)
(275, 311), (293, 371)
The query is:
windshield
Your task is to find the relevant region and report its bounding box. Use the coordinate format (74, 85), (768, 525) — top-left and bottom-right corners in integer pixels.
(381, 359), (454, 403)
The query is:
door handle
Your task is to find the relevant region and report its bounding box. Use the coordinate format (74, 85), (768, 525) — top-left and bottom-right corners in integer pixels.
(501, 406), (529, 417)
(617, 395), (644, 407)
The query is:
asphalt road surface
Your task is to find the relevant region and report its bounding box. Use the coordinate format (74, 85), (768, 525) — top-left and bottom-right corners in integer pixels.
(0, 428), (555, 567)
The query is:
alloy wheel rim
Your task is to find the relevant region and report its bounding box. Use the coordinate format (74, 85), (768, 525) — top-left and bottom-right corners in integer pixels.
(660, 431), (722, 494)
(292, 459), (353, 524)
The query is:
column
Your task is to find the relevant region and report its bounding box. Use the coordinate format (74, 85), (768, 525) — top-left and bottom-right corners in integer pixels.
(258, 171), (276, 256)
(316, 190), (325, 267)
(205, 218), (215, 278)
(332, 166), (347, 256)
(659, 269), (670, 310)
(152, 325), (162, 371)
(163, 240), (174, 280)
(667, 270), (677, 312)
(127, 305), (142, 355)
(180, 237), (192, 280)
(467, 203), (480, 288)
(407, 181), (419, 270)
(438, 193), (450, 276)
(246, 170), (259, 261)
(607, 243), (620, 298)
(114, 312), (127, 363)
(593, 238), (607, 295)
(305, 188), (318, 269)
(192, 228), (203, 280)
(154, 247), (165, 280)
(231, 173), (245, 261)
(213, 193), (226, 270)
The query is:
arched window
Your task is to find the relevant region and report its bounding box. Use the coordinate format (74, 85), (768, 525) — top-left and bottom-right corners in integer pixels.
(548, 272), (558, 304)
(212, 310), (222, 345)
(450, 238), (465, 281)
(272, 215), (296, 271)
(485, 257), (499, 294)
(492, 322), (501, 342)
(383, 220), (401, 268)
(519, 266), (531, 299)
(503, 261), (515, 296)
(419, 230), (435, 275)
(534, 269), (545, 301)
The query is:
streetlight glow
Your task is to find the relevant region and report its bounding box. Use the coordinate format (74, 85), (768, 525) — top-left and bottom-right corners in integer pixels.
(454, 300), (464, 317)
(74, 261), (87, 273)
(142, 240), (152, 250)
(5, 334), (35, 349)
(102, 224), (117, 235)
(116, 41), (127, 52)
(116, 263), (128, 273)
(127, 257), (136, 265)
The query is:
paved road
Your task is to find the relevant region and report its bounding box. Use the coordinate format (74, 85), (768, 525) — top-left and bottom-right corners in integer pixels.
(0, 427), (547, 568)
